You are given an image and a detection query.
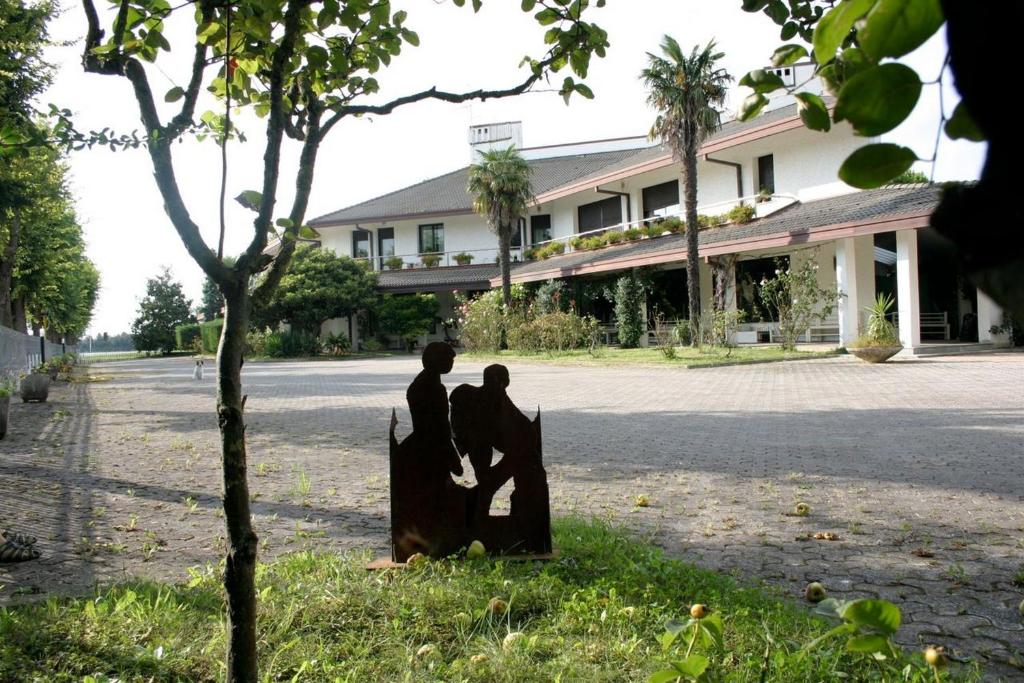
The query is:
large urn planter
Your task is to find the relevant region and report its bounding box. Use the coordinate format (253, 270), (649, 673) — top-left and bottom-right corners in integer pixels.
(20, 373), (50, 402)
(848, 346), (902, 363)
(0, 395), (9, 439)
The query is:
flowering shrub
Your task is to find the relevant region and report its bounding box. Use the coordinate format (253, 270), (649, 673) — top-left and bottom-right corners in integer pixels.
(455, 289), (515, 353)
(759, 251), (841, 350)
(507, 310), (598, 352)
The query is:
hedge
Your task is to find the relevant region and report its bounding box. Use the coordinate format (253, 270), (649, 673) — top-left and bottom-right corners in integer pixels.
(175, 323), (202, 351)
(200, 318), (224, 354)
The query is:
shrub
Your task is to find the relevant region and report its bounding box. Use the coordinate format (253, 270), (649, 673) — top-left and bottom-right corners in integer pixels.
(456, 290), (505, 353)
(569, 236), (585, 250)
(672, 322), (692, 347)
(323, 331), (351, 355)
(697, 213), (725, 230)
(532, 241), (566, 260)
(523, 246), (539, 260)
(581, 236), (606, 250)
(245, 329), (270, 356)
(199, 319), (224, 354)
(384, 256), (404, 271)
(623, 227), (642, 241)
(604, 230), (625, 245)
(376, 293), (439, 352)
(661, 216), (683, 233)
(534, 279), (567, 314)
(506, 311), (598, 352)
(652, 311), (676, 359)
(698, 309), (746, 350)
(420, 253), (441, 268)
(613, 272), (646, 349)
(453, 252), (474, 265)
(175, 323), (202, 351)
(265, 329), (320, 358)
(851, 294), (900, 348)
(726, 203), (756, 224)
(759, 251), (841, 351)
(361, 338), (384, 352)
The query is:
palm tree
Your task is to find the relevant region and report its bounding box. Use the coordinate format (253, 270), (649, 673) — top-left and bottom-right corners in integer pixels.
(641, 37), (732, 345)
(467, 146), (535, 309)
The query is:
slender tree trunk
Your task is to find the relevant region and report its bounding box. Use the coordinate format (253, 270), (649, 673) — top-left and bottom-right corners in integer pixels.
(218, 281), (258, 683)
(0, 207), (21, 329)
(12, 296), (26, 334)
(499, 225), (512, 349)
(682, 148), (701, 345)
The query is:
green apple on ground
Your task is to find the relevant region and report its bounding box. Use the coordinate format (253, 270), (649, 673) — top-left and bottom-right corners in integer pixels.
(466, 540), (486, 559)
(804, 582), (827, 603)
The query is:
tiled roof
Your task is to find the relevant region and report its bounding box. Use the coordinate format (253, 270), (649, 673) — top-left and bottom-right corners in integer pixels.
(310, 103), (809, 227)
(503, 184), (941, 281)
(377, 262), (506, 293)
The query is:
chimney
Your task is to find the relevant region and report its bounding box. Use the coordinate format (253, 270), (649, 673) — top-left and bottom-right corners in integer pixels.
(761, 61), (823, 113)
(468, 121), (523, 162)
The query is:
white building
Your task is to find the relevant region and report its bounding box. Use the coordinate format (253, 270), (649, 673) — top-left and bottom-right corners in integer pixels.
(307, 67), (1002, 353)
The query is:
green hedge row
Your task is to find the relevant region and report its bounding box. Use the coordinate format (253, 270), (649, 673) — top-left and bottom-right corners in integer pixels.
(200, 319), (224, 354)
(175, 323), (202, 351)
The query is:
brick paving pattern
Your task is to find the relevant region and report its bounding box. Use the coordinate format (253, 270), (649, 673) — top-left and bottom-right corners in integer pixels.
(1, 352), (1021, 676)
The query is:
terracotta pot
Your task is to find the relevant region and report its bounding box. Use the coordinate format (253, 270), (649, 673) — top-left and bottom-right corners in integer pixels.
(20, 373), (50, 402)
(849, 346), (903, 363)
(0, 395), (9, 439)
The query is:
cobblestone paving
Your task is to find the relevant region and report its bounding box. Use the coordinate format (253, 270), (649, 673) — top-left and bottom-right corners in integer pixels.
(1, 352), (1022, 676)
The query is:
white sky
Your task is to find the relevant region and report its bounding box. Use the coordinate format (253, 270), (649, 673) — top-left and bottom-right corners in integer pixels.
(42, 0), (985, 336)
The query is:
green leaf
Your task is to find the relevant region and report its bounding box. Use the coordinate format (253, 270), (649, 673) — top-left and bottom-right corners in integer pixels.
(276, 217), (294, 229)
(813, 0), (876, 64)
(236, 190), (263, 211)
(835, 63), (921, 136)
(813, 598), (845, 619)
(839, 144), (917, 188)
(665, 618), (694, 635)
(860, 0), (944, 61)
(840, 599), (901, 635)
(794, 92), (831, 132)
(846, 634), (890, 654)
(739, 69), (785, 94)
(738, 93), (768, 121)
(671, 653), (709, 678)
(401, 29), (420, 46)
(574, 82), (594, 99)
(164, 86), (185, 103)
(648, 669), (681, 683)
(521, 0), (537, 10)
(299, 225), (320, 239)
(535, 8), (559, 25)
(771, 44), (808, 67)
(699, 612), (724, 649)
(741, 0), (769, 11)
(944, 101), (985, 142)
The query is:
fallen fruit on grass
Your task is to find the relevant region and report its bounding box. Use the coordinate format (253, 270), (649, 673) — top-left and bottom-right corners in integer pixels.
(416, 644), (437, 658)
(466, 540), (486, 559)
(619, 606), (636, 619)
(805, 582), (827, 603)
(635, 494), (650, 507)
(794, 502), (810, 516)
(924, 645), (947, 668)
(690, 603), (708, 619)
(406, 552), (427, 568)
(502, 632), (525, 651)
(470, 654), (488, 665)
(487, 597), (508, 615)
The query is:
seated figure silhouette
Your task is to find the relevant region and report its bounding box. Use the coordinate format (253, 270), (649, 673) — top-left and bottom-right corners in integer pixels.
(389, 342), (467, 561)
(450, 364), (552, 554)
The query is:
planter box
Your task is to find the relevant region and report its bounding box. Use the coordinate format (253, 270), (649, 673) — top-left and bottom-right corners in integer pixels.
(20, 373), (50, 402)
(0, 395), (9, 439)
(849, 346), (902, 363)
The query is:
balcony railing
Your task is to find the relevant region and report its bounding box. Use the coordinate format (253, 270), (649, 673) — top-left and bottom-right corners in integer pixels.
(358, 192), (795, 272)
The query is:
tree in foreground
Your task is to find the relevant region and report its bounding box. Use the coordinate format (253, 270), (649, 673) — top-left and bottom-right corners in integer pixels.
(131, 268), (194, 353)
(641, 37), (732, 346)
(71, 0), (608, 677)
(265, 245), (376, 337)
(468, 146), (535, 311)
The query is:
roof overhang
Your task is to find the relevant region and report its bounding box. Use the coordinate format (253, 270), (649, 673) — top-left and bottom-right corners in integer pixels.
(310, 208), (475, 229)
(492, 210), (933, 286)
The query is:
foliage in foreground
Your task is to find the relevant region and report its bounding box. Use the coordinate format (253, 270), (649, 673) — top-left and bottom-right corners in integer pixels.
(0, 519), (979, 682)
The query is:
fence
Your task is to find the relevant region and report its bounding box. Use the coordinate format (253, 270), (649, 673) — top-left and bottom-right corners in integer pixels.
(0, 326), (75, 374)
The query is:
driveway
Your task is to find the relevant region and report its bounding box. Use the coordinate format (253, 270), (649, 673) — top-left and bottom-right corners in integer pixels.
(1, 352), (1021, 674)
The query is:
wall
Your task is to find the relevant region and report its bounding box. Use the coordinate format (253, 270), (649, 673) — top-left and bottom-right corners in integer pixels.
(1, 326), (73, 374)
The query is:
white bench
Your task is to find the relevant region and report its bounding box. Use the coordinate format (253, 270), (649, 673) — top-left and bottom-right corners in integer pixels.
(890, 312), (950, 340)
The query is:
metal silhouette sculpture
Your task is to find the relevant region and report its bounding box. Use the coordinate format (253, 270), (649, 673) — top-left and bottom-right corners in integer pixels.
(389, 343), (551, 562)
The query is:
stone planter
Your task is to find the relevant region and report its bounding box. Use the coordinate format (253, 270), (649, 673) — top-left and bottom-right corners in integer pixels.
(848, 346), (903, 363)
(0, 395), (9, 439)
(20, 373), (50, 402)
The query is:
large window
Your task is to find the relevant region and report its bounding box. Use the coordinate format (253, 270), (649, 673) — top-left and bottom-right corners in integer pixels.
(642, 180), (679, 219)
(736, 255), (788, 322)
(757, 154), (775, 194)
(512, 218), (524, 249)
(418, 223), (444, 253)
(352, 229), (371, 258)
(530, 214), (552, 244)
(577, 196), (622, 232)
(378, 228), (395, 259)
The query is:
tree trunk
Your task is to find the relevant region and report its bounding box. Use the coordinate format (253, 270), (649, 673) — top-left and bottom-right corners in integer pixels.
(12, 296), (26, 334)
(218, 281), (259, 683)
(0, 206), (21, 329)
(682, 148), (701, 345)
(499, 225), (512, 349)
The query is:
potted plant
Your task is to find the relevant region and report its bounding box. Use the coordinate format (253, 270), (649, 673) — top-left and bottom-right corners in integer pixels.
(0, 372), (15, 439)
(453, 252), (474, 266)
(384, 255), (404, 271)
(20, 366), (50, 402)
(988, 313), (1016, 348)
(420, 253), (441, 268)
(756, 187), (773, 204)
(848, 293), (903, 363)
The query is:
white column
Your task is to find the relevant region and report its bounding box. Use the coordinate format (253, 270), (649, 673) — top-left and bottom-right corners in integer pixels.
(834, 236), (876, 346)
(896, 229), (921, 349)
(976, 290), (1002, 343)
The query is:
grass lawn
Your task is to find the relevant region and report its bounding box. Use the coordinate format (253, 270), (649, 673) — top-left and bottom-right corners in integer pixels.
(463, 346), (841, 368)
(0, 519), (973, 682)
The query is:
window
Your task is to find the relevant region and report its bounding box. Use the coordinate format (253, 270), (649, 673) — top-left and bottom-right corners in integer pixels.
(736, 255), (788, 322)
(577, 196), (622, 232)
(352, 229), (371, 259)
(642, 180), (680, 219)
(530, 215), (552, 244)
(378, 228), (394, 258)
(757, 154), (775, 195)
(512, 218), (524, 249)
(418, 223), (444, 253)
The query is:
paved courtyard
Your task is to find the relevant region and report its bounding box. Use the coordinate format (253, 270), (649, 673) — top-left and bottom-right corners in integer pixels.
(1, 352), (1022, 675)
